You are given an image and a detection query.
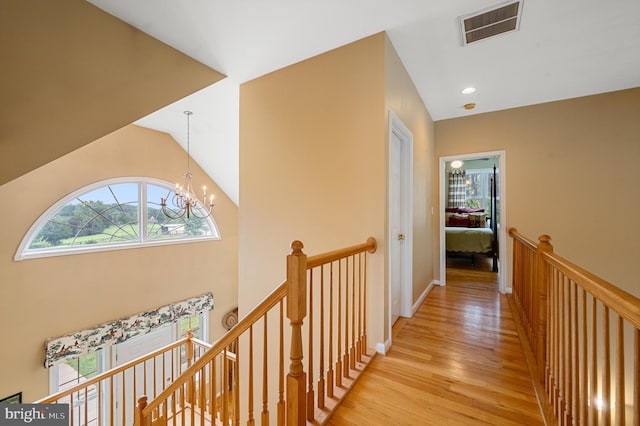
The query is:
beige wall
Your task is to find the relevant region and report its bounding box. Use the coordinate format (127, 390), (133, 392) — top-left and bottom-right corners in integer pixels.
(239, 32), (434, 351)
(0, 1), (224, 185)
(239, 33), (387, 345)
(434, 88), (640, 297)
(0, 125), (238, 401)
(384, 36), (436, 307)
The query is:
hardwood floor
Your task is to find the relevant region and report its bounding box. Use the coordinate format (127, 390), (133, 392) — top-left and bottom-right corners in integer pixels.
(326, 268), (543, 425)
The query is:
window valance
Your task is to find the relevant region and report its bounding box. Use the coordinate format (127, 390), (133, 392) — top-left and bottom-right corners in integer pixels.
(44, 292), (214, 368)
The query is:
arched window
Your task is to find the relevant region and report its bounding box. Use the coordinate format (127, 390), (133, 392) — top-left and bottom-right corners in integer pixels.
(16, 177), (220, 261)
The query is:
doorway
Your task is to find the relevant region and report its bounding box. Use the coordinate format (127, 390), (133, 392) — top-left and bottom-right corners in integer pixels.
(112, 326), (174, 425)
(388, 111), (413, 332)
(438, 151), (507, 293)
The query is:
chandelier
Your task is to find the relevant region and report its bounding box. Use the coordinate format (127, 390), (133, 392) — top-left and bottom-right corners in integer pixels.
(160, 111), (214, 219)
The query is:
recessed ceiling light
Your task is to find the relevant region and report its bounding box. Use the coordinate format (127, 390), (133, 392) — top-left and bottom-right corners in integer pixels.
(461, 87), (476, 94)
(451, 160), (464, 169)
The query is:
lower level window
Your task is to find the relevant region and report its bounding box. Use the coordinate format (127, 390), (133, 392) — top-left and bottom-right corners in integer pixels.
(49, 313), (207, 425)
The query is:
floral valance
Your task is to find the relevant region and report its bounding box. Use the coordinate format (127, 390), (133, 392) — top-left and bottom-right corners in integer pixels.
(44, 292), (214, 368)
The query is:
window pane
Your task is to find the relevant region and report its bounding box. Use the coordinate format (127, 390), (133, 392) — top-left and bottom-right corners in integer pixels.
(464, 174), (481, 200)
(59, 352), (98, 390)
(178, 314), (201, 339)
(29, 183), (139, 249)
(146, 184), (215, 241)
(59, 352), (99, 426)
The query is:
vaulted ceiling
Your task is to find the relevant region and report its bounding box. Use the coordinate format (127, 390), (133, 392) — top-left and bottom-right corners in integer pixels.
(92, 0), (640, 206)
(4, 1), (639, 206)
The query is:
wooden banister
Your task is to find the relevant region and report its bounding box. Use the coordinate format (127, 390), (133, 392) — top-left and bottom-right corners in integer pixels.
(134, 237), (377, 426)
(509, 228), (640, 426)
(541, 252), (640, 329)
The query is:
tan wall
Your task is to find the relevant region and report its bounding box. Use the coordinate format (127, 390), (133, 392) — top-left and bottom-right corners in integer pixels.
(239, 33), (388, 346)
(239, 32), (434, 353)
(0, 0), (223, 185)
(434, 88), (640, 297)
(0, 125), (238, 401)
(384, 36), (436, 307)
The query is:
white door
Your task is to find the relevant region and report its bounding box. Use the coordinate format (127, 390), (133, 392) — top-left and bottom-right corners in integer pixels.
(390, 129), (404, 325)
(112, 326), (174, 425)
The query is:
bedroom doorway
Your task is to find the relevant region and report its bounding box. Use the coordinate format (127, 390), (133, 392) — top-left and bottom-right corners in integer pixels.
(438, 151), (507, 293)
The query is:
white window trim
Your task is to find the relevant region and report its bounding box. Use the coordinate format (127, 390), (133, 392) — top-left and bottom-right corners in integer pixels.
(15, 177), (220, 261)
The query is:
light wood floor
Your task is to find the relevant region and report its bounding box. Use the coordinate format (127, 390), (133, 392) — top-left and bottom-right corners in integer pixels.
(326, 268), (543, 426)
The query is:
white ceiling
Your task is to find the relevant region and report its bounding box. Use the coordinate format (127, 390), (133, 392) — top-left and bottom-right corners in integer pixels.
(89, 0), (640, 206)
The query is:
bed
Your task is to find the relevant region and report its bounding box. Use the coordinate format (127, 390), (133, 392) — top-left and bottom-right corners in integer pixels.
(445, 166), (498, 272)
(445, 212), (498, 271)
(446, 226), (494, 254)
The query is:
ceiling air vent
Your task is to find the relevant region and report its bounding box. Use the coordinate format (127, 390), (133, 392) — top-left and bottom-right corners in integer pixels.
(460, 0), (524, 46)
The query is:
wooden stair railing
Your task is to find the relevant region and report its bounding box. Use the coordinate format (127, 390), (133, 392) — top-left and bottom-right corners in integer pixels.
(35, 332), (211, 426)
(509, 228), (640, 426)
(135, 237), (377, 426)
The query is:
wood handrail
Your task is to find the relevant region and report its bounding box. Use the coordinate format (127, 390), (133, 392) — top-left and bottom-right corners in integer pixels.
(190, 337), (212, 350)
(508, 227), (537, 251)
(36, 335), (192, 404)
(142, 281), (288, 414)
(542, 251), (640, 329)
(306, 237), (377, 269)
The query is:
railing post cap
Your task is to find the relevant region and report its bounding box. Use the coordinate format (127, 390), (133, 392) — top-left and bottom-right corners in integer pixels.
(290, 240), (304, 254)
(537, 234), (553, 252)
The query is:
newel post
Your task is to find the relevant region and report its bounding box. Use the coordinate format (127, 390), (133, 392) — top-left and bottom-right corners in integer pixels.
(536, 235), (553, 384)
(135, 396), (148, 426)
(287, 241), (307, 426)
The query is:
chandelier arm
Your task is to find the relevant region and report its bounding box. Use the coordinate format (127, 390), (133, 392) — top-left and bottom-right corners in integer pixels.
(187, 206), (213, 220)
(161, 207), (186, 220)
(161, 110), (214, 221)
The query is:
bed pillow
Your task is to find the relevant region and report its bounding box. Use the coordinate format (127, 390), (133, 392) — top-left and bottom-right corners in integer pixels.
(468, 213), (487, 228)
(445, 212), (454, 226)
(459, 208), (485, 214)
(448, 213), (470, 227)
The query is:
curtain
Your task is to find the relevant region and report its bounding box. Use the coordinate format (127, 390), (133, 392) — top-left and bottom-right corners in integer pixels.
(447, 169), (466, 208)
(44, 292), (214, 368)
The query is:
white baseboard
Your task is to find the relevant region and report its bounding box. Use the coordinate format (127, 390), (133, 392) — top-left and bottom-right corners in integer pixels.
(433, 279), (443, 286)
(412, 281), (435, 315)
(376, 340), (390, 355)
(379, 280), (438, 355)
